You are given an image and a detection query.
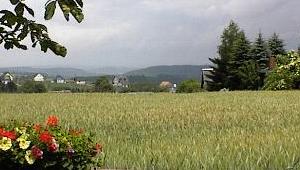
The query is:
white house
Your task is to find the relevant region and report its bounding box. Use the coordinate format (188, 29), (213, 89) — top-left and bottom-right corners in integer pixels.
(55, 75), (65, 84)
(0, 72), (14, 84)
(33, 73), (45, 82)
(76, 80), (86, 85)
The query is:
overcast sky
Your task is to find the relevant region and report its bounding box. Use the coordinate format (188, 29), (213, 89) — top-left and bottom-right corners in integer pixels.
(0, 0), (300, 68)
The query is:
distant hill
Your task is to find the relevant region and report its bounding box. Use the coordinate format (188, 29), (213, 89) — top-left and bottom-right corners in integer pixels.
(0, 67), (93, 78)
(0, 65), (212, 84)
(84, 66), (138, 75)
(125, 65), (211, 84)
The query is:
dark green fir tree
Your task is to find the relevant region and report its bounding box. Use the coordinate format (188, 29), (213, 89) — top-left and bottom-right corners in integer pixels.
(229, 30), (252, 90)
(268, 33), (286, 56)
(251, 32), (268, 88)
(207, 21), (241, 91)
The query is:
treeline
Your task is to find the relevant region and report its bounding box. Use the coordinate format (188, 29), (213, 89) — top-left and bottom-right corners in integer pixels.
(0, 77), (170, 94)
(0, 81), (93, 93)
(207, 21), (286, 91)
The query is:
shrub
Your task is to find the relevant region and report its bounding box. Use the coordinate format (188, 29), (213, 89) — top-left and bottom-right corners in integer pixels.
(95, 76), (114, 93)
(0, 115), (104, 169)
(0, 82), (18, 93)
(21, 81), (47, 93)
(127, 83), (169, 93)
(177, 80), (201, 93)
(264, 51), (300, 90)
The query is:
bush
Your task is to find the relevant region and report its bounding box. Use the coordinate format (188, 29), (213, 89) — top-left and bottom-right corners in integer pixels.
(95, 76), (114, 93)
(21, 81), (47, 93)
(128, 83), (167, 93)
(0, 115), (104, 169)
(0, 82), (18, 93)
(177, 80), (201, 93)
(264, 51), (300, 90)
(47, 83), (94, 93)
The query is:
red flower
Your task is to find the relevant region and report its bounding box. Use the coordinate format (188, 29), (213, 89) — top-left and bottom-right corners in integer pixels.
(92, 143), (103, 156)
(46, 115), (59, 127)
(95, 143), (102, 152)
(39, 131), (53, 144)
(31, 146), (43, 159)
(0, 130), (16, 140)
(48, 142), (59, 153)
(0, 128), (4, 134)
(33, 124), (42, 133)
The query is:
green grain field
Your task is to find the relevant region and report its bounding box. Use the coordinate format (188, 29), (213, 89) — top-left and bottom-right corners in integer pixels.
(0, 91), (300, 169)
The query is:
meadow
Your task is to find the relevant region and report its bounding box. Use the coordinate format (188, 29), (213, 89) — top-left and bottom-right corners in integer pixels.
(0, 91), (300, 169)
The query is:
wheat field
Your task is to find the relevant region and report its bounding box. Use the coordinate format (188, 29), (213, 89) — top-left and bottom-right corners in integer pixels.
(0, 91), (300, 169)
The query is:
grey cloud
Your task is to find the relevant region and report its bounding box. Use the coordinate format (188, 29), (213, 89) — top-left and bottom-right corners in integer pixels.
(0, 0), (300, 68)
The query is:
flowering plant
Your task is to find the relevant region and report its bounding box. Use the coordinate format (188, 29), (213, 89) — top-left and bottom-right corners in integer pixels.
(264, 51), (300, 90)
(0, 115), (104, 169)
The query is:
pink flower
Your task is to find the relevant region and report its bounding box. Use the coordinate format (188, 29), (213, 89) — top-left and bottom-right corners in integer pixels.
(48, 142), (59, 153)
(66, 148), (75, 158)
(31, 146), (43, 159)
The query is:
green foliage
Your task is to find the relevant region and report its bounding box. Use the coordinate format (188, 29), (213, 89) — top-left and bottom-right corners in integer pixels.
(0, 82), (18, 93)
(236, 60), (260, 90)
(21, 81), (47, 93)
(264, 51), (300, 90)
(6, 82), (18, 93)
(208, 21), (286, 91)
(128, 83), (168, 93)
(95, 76), (114, 93)
(0, 0), (84, 57)
(251, 32), (269, 87)
(207, 21), (241, 91)
(228, 31), (253, 90)
(0, 82), (4, 92)
(268, 33), (286, 56)
(177, 79), (201, 93)
(47, 82), (93, 93)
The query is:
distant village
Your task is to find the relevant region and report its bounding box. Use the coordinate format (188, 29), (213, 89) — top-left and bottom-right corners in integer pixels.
(0, 72), (86, 85)
(0, 71), (190, 93)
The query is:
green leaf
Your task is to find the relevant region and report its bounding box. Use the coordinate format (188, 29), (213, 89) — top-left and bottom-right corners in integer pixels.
(25, 5), (34, 17)
(37, 24), (48, 32)
(10, 0), (19, 5)
(39, 40), (49, 52)
(19, 44), (27, 50)
(4, 42), (13, 49)
(75, 0), (83, 7)
(0, 10), (17, 27)
(44, 1), (56, 20)
(70, 8), (84, 23)
(30, 32), (37, 43)
(15, 3), (25, 16)
(52, 44), (67, 57)
(58, 0), (71, 21)
(17, 25), (29, 40)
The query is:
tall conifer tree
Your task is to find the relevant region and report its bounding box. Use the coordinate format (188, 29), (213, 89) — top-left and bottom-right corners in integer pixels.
(229, 31), (252, 90)
(207, 21), (241, 91)
(268, 33), (286, 56)
(251, 32), (268, 88)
